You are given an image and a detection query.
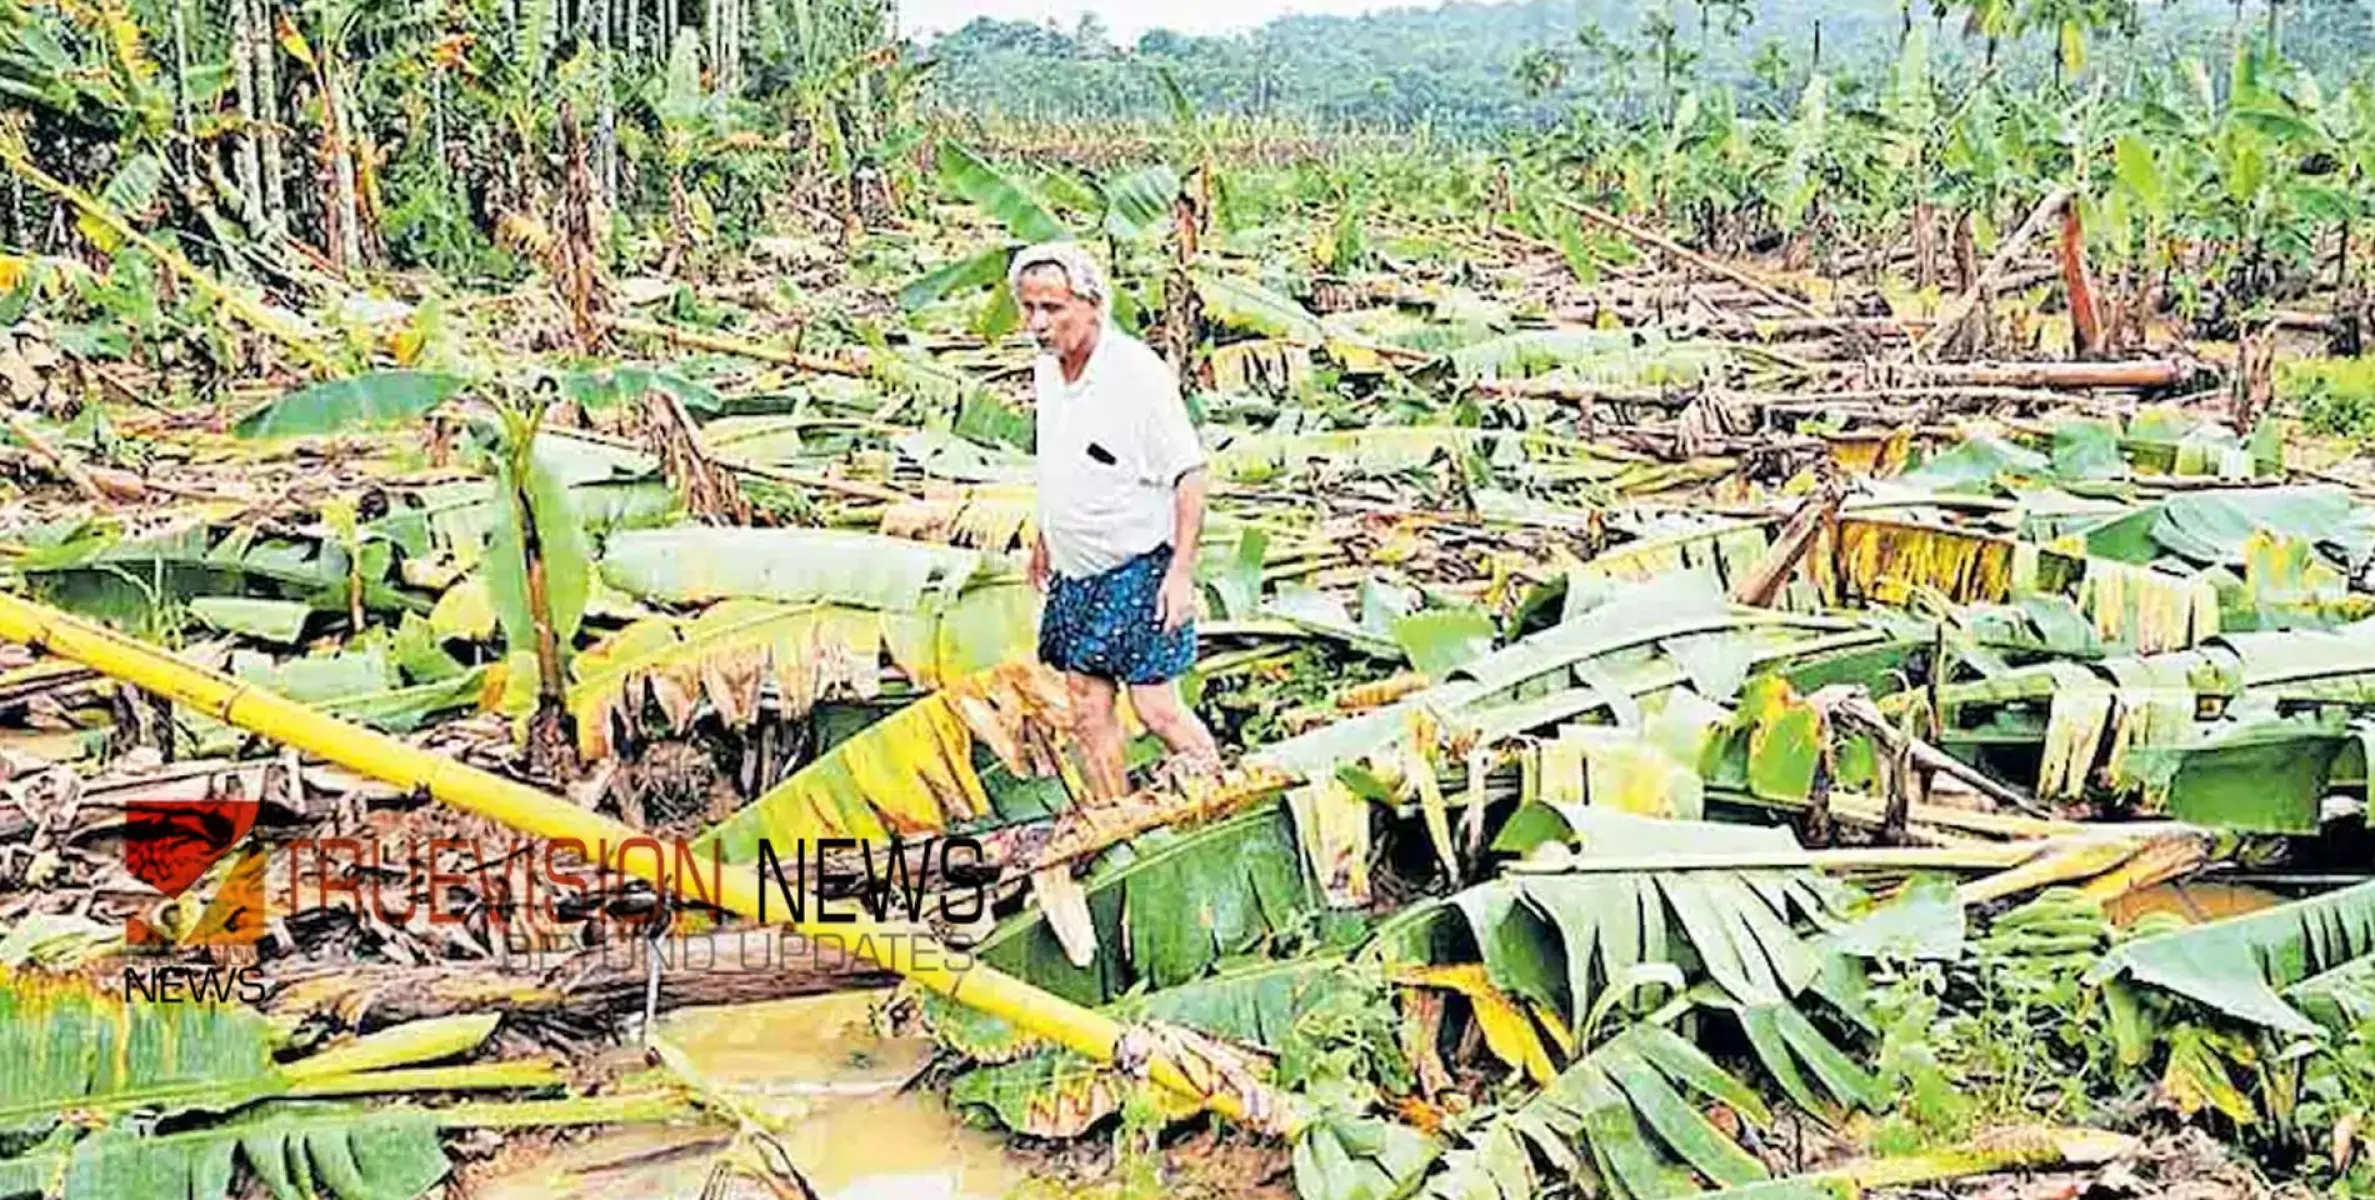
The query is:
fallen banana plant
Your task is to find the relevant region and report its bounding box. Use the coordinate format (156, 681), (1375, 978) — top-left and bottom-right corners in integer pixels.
(0, 979), (592, 1199)
(0, 587), (1295, 1131)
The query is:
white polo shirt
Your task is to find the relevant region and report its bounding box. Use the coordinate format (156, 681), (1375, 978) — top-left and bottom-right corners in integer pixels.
(1033, 324), (1206, 579)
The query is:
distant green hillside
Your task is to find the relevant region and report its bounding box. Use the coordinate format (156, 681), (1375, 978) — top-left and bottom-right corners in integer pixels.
(914, 0), (2372, 135)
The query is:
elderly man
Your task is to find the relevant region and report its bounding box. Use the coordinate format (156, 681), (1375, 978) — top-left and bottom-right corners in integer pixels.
(1013, 242), (1221, 797)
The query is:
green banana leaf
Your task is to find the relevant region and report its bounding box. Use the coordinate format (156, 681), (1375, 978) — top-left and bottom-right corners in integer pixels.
(935, 140), (1066, 243)
(1190, 267), (1327, 345)
(232, 370), (466, 440)
(0, 1105), (447, 1200)
(598, 527), (984, 611)
(1403, 809), (1837, 1032)
(976, 803), (1323, 1007)
(1417, 1022), (1775, 1200)
(1447, 328), (1727, 387)
(2090, 876), (2375, 1037)
(17, 524), (414, 628)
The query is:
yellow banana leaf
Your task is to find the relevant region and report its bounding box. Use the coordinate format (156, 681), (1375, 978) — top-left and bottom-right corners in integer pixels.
(695, 661), (1072, 856)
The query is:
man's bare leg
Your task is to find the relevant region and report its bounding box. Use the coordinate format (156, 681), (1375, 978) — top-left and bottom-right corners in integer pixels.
(1066, 671), (1130, 800)
(1128, 679), (1220, 775)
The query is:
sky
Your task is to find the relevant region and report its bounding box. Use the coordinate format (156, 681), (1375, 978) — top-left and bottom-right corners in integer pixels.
(895, 0), (1400, 44)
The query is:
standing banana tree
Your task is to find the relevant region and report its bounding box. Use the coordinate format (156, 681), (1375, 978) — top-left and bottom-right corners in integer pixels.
(468, 385), (593, 774)
(899, 140), (1180, 338)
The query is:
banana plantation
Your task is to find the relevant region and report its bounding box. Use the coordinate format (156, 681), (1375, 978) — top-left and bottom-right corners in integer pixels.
(9, 0), (2375, 1195)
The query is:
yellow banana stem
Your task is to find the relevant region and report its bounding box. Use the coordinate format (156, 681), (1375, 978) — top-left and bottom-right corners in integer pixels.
(0, 589), (1281, 1132)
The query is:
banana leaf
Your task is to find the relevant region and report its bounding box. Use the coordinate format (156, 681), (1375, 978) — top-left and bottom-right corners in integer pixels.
(1720, 1000), (1886, 1117)
(1418, 1022), (1774, 1200)
(1101, 165), (1180, 241)
(947, 1045), (1192, 1138)
(0, 1105), (447, 1200)
(2090, 876), (2375, 1037)
(935, 141), (1066, 243)
(553, 365), (723, 418)
(0, 975), (563, 1200)
(188, 597), (312, 644)
(972, 803), (1323, 1007)
(1295, 1112), (1445, 1200)
(0, 979), (517, 1135)
(1213, 427), (1647, 486)
(2125, 713), (2349, 834)
(565, 587), (1039, 758)
(1253, 572), (1870, 781)
(691, 661), (1069, 855)
(16, 524), (414, 627)
(365, 434), (673, 565)
(598, 527), (984, 611)
(947, 955), (1378, 1136)
(231, 370), (465, 440)
(899, 244), (1013, 311)
(1447, 328), (1727, 387)
(2141, 486), (2375, 571)
(1190, 267), (1326, 345)
(483, 433), (592, 656)
(1400, 810), (1837, 1033)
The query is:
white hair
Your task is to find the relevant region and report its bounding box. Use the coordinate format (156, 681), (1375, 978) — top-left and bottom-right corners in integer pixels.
(1007, 241), (1109, 308)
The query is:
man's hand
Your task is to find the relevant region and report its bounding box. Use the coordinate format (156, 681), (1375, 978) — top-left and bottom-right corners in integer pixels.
(1155, 567), (1198, 632)
(1028, 536), (1050, 593)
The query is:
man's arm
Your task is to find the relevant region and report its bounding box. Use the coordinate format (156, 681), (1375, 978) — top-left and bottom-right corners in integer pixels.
(1156, 467), (1206, 632)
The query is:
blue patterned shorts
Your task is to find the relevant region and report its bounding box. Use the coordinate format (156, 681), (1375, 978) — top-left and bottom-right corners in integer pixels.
(1038, 543), (1196, 684)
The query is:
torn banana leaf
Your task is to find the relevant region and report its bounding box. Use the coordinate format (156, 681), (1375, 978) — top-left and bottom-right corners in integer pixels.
(1417, 1022), (1774, 1200)
(0, 1104), (449, 1200)
(0, 974), (520, 1139)
(1931, 620), (2375, 802)
(16, 524), (415, 627)
(1390, 809), (1839, 1031)
(1256, 573), (1883, 783)
(2090, 876), (2375, 1037)
(599, 527), (985, 610)
(879, 482), (1037, 552)
(1189, 266), (1327, 345)
(1213, 427), (1650, 489)
(1447, 327), (1728, 387)
(1572, 518), (1815, 613)
(692, 661), (1071, 854)
(1709, 997), (1887, 1117)
(564, 586), (1039, 758)
(366, 434), (675, 567)
(966, 803), (1323, 1007)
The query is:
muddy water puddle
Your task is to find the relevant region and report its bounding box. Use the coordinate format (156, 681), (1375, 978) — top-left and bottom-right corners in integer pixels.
(474, 989), (1032, 1200)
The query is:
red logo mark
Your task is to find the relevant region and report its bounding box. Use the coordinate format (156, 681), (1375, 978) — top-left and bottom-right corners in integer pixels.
(123, 796), (260, 898)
